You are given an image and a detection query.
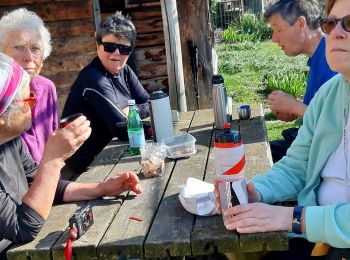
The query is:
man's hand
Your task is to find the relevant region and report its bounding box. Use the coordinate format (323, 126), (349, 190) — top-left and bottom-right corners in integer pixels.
(268, 90), (297, 114)
(275, 112), (298, 122)
(268, 90), (307, 119)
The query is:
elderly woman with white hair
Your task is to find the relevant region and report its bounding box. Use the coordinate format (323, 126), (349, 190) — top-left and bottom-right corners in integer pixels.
(0, 8), (57, 164)
(0, 53), (142, 258)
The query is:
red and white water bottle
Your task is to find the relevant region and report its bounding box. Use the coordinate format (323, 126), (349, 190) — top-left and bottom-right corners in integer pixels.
(214, 123), (248, 222)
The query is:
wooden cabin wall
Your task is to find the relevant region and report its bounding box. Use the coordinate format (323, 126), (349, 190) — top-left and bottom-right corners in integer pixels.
(127, 0), (213, 110)
(0, 0), (213, 114)
(124, 0), (168, 93)
(0, 0), (96, 116)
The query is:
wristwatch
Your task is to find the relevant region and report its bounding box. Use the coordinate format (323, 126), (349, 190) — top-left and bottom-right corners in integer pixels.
(292, 206), (304, 234)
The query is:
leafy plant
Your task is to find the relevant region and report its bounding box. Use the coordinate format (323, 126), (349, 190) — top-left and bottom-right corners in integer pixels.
(265, 71), (307, 98)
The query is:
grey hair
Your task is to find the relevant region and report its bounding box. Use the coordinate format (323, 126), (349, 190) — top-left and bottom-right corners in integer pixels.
(264, 0), (322, 30)
(2, 71), (29, 128)
(0, 8), (52, 60)
(96, 11), (137, 45)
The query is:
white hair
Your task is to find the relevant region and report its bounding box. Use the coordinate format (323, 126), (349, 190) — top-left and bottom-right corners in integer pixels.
(0, 8), (52, 60)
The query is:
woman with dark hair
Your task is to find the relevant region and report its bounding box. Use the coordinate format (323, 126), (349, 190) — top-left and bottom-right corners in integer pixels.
(62, 12), (150, 174)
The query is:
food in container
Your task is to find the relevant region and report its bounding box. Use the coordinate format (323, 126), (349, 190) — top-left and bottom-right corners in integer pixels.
(162, 133), (196, 159)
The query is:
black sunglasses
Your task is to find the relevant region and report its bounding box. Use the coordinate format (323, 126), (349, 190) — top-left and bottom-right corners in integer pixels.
(100, 42), (132, 55)
(320, 15), (350, 34)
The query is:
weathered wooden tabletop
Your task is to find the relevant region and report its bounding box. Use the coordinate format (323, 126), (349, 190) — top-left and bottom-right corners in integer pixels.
(7, 106), (288, 260)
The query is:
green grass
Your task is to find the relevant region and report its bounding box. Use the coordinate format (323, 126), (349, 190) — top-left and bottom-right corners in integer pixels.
(265, 115), (303, 140)
(216, 41), (308, 140)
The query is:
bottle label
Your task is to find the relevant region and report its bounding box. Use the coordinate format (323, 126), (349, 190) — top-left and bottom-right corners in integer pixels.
(216, 177), (248, 223)
(128, 130), (145, 148)
(214, 145), (246, 176)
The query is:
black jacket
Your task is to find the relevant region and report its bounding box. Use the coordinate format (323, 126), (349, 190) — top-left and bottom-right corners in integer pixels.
(62, 57), (150, 173)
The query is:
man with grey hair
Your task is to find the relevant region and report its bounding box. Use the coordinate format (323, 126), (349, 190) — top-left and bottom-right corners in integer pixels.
(265, 0), (337, 162)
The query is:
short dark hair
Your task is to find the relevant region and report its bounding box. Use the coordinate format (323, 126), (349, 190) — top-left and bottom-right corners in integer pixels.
(96, 12), (137, 45)
(264, 0), (321, 30)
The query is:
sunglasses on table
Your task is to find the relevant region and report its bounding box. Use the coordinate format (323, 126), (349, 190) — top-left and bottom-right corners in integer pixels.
(14, 91), (37, 110)
(99, 42), (132, 55)
(320, 15), (350, 34)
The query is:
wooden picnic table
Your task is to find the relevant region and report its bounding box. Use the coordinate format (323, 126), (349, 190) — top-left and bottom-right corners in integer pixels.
(7, 106), (288, 260)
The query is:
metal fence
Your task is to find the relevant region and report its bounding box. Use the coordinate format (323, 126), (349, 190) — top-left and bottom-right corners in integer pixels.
(211, 0), (265, 29)
(211, 0), (326, 30)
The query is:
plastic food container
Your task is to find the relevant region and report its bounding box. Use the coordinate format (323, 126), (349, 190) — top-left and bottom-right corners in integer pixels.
(161, 133), (197, 159)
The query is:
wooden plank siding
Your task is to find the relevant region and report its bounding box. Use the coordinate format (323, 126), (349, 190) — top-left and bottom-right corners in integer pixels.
(126, 1), (169, 93)
(0, 0), (214, 115)
(0, 0), (96, 117)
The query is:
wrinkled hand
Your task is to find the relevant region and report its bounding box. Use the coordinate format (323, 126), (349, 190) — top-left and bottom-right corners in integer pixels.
(275, 112), (298, 122)
(42, 116), (91, 165)
(268, 90), (297, 114)
(102, 171), (142, 197)
(214, 181), (261, 215)
(223, 203), (293, 233)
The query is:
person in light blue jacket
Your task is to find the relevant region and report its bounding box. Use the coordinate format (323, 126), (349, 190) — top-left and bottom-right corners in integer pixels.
(215, 0), (350, 258)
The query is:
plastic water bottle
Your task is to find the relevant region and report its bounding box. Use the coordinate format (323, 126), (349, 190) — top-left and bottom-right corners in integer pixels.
(214, 123), (248, 222)
(127, 100), (145, 155)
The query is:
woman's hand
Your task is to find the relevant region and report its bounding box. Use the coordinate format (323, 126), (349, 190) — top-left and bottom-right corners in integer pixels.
(41, 116), (91, 166)
(101, 171), (142, 197)
(214, 181), (262, 215)
(223, 203), (293, 233)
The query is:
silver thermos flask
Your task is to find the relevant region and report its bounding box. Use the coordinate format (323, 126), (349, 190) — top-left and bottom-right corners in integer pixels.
(212, 74), (228, 129)
(149, 89), (174, 142)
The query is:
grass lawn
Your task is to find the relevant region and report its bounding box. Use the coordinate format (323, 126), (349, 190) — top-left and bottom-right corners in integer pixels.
(215, 41), (307, 140)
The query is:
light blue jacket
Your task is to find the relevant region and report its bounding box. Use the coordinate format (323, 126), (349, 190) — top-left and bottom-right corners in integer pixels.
(254, 74), (350, 248)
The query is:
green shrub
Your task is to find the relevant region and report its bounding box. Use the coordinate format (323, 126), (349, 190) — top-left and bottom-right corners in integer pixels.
(222, 13), (271, 43)
(265, 71), (307, 98)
